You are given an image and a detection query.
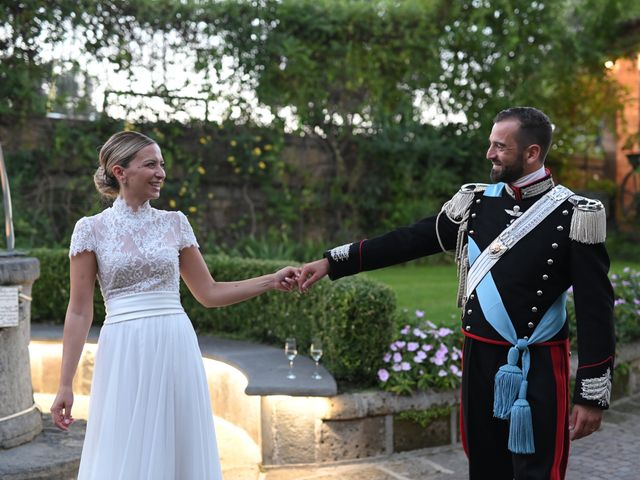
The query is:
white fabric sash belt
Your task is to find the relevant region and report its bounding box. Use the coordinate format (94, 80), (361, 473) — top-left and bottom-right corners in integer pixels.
(104, 291), (185, 325)
(465, 185), (574, 299)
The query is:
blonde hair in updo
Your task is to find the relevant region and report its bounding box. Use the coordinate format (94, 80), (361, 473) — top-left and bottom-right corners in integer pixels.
(93, 131), (157, 198)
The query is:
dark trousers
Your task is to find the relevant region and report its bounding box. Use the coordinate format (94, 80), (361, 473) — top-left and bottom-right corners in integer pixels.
(461, 336), (570, 480)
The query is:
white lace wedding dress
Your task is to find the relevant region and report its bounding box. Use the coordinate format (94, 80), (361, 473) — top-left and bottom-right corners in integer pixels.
(69, 196), (222, 480)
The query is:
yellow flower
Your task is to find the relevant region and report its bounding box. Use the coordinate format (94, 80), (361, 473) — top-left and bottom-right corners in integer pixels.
(264, 144), (273, 151)
(188, 206), (197, 213)
(252, 147), (262, 156)
(227, 156), (235, 163)
(199, 136), (207, 145)
(255, 136), (262, 142)
(230, 139), (237, 147)
(124, 121), (135, 131)
(197, 166), (206, 175)
(258, 161), (266, 170)
(234, 167), (241, 174)
(169, 199), (177, 208)
(179, 186), (187, 197)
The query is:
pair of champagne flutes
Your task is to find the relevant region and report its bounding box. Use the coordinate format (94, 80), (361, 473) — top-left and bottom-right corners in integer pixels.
(284, 337), (323, 380)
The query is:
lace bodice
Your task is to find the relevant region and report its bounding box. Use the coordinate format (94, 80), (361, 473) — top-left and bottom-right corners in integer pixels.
(69, 196), (199, 301)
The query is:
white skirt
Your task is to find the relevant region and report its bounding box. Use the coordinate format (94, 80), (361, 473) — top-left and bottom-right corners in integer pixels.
(77, 292), (222, 480)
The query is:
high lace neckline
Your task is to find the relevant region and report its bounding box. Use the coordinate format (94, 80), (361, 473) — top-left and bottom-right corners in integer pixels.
(112, 196), (152, 218)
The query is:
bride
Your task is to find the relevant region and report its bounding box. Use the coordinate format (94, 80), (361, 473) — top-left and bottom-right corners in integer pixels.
(50, 131), (299, 479)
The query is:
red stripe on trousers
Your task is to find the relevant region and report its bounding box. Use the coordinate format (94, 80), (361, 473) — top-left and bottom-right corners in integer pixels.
(550, 341), (570, 480)
(459, 340), (468, 456)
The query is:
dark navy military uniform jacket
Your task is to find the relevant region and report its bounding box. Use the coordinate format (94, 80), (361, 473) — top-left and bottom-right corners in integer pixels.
(324, 177), (615, 409)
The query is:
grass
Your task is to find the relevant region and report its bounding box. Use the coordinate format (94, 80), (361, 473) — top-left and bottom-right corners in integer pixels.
(364, 260), (640, 329)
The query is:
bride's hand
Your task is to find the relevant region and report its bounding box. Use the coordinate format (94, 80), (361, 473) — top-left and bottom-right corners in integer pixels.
(273, 266), (301, 292)
(51, 386), (76, 431)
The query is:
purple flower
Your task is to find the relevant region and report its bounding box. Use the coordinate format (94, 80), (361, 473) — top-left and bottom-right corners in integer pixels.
(401, 362), (411, 371)
(450, 365), (462, 377)
(422, 344), (434, 352)
(377, 368), (390, 382)
(431, 356), (445, 366)
(392, 363), (402, 372)
(437, 327), (453, 337)
(390, 343), (398, 351)
(431, 344), (449, 365)
(395, 341), (406, 349)
(383, 353), (392, 363)
(437, 344), (449, 357)
(413, 328), (427, 339)
(426, 320), (437, 329)
(401, 325), (411, 335)
(611, 274), (619, 280)
(634, 299), (640, 305)
(393, 352), (402, 363)
(615, 298), (626, 307)
(407, 342), (419, 352)
(414, 351), (427, 363)
(624, 267), (630, 273)
(415, 309), (425, 318)
(438, 369), (447, 377)
(623, 281), (631, 287)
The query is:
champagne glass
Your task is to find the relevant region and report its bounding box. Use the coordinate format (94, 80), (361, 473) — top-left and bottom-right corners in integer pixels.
(284, 337), (297, 379)
(310, 337), (323, 380)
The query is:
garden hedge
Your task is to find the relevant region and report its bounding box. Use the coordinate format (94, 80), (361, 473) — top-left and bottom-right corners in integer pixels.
(29, 248), (396, 386)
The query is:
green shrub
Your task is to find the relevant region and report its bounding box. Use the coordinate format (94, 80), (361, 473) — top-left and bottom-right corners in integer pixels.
(567, 266), (640, 346)
(29, 248), (395, 386)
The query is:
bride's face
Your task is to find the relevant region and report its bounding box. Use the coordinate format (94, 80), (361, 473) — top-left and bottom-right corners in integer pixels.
(116, 143), (166, 201)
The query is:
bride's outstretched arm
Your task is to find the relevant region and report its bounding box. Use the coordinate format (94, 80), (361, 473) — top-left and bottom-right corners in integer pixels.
(179, 246), (300, 308)
(51, 251), (97, 430)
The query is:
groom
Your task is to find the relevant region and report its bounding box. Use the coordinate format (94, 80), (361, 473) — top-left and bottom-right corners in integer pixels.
(297, 107), (615, 480)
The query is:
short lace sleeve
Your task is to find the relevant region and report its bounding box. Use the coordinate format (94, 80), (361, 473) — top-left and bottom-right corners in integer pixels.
(177, 211), (199, 250)
(69, 217), (96, 257)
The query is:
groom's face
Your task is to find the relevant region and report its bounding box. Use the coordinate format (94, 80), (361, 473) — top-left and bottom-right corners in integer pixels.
(486, 119), (526, 184)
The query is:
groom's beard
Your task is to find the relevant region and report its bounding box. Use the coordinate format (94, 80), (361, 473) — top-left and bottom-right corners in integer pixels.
(489, 151), (526, 183)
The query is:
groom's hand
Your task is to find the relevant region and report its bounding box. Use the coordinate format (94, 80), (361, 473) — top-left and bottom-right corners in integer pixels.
(298, 258), (329, 292)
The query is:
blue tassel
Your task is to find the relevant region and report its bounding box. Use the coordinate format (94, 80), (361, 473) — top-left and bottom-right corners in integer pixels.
(508, 381), (535, 454)
(493, 346), (522, 419)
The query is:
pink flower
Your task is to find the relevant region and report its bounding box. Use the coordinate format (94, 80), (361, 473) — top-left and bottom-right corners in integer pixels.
(407, 342), (419, 352)
(401, 362), (411, 371)
(377, 369), (390, 382)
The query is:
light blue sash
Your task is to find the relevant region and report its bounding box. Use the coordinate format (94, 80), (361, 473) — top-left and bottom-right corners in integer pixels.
(467, 237), (567, 453)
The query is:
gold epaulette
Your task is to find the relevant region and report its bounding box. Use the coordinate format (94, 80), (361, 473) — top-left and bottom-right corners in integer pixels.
(441, 183), (489, 222)
(568, 195), (607, 244)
